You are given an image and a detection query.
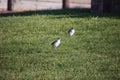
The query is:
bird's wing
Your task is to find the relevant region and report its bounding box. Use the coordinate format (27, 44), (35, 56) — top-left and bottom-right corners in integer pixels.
(68, 29), (72, 33)
(51, 40), (57, 45)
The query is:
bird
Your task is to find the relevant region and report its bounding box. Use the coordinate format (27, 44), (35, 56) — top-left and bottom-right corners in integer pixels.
(51, 38), (61, 49)
(68, 27), (75, 37)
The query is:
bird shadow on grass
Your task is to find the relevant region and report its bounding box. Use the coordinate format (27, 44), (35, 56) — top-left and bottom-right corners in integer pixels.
(0, 8), (120, 19)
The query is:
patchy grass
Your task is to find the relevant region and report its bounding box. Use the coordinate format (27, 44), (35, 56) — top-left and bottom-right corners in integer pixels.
(0, 9), (120, 80)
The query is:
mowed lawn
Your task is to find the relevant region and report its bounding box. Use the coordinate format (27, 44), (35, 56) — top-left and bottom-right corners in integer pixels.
(0, 9), (120, 80)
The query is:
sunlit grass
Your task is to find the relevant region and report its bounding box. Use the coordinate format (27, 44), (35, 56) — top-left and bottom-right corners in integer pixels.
(0, 9), (120, 80)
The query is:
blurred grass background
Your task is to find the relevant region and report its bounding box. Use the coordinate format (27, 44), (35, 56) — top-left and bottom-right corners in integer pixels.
(0, 9), (120, 80)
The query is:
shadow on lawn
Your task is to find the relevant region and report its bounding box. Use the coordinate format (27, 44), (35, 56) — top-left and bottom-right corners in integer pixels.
(0, 8), (120, 19)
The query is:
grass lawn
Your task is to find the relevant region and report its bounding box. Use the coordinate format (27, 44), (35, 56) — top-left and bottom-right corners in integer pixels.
(0, 9), (120, 80)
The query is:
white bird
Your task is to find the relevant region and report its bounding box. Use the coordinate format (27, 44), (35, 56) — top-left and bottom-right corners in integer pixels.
(51, 38), (61, 49)
(68, 27), (75, 37)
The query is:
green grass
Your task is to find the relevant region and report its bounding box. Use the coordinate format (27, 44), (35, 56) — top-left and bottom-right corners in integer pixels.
(0, 9), (120, 80)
